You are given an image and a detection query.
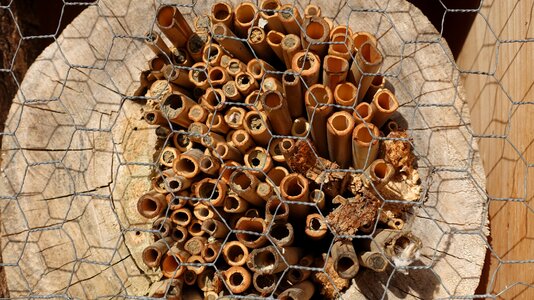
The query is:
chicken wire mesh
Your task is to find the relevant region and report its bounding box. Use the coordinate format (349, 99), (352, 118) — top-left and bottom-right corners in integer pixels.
(0, 0), (530, 299)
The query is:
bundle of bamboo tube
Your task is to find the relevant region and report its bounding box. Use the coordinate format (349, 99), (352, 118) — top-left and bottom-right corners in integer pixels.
(135, 1), (423, 299)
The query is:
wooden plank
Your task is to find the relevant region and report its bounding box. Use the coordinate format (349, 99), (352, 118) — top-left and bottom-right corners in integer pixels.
(457, 0), (534, 298)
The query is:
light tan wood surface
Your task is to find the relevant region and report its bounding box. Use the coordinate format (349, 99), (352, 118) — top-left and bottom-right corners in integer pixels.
(457, 1), (534, 299)
(0, 0), (488, 298)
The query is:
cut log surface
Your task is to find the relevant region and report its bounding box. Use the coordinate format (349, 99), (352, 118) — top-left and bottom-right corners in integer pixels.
(0, 0), (487, 298)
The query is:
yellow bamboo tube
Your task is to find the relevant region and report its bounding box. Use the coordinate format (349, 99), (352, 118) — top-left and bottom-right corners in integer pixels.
(235, 217), (268, 248)
(231, 129), (256, 154)
(247, 58), (278, 81)
(279, 4), (302, 35)
(211, 2), (233, 29)
(201, 241), (221, 263)
(234, 2), (258, 38)
(186, 255), (206, 276)
(188, 220), (205, 237)
(202, 44), (225, 67)
(194, 178), (226, 206)
(248, 26), (276, 61)
(161, 245), (190, 278)
(370, 88), (399, 128)
(290, 117), (310, 138)
(352, 31), (377, 53)
(245, 90), (262, 108)
(156, 5), (192, 48)
(352, 123), (380, 170)
(365, 158), (395, 188)
(353, 102), (375, 125)
(304, 4), (321, 18)
(137, 191), (167, 219)
(333, 82), (358, 109)
(146, 31), (171, 56)
(282, 70), (304, 118)
(159, 146), (179, 168)
(229, 170), (263, 206)
(186, 32), (209, 62)
(212, 22), (254, 63)
(223, 266), (252, 294)
(259, 0), (285, 32)
(207, 66), (229, 87)
(387, 218), (405, 230)
(148, 56), (166, 80)
(189, 62), (209, 90)
(301, 17), (330, 57)
(278, 281), (315, 300)
(170, 207), (192, 227)
(265, 195), (289, 222)
(359, 251), (388, 272)
(219, 160), (241, 184)
(173, 148), (203, 179)
(224, 192), (249, 214)
(188, 104), (208, 123)
(152, 217), (173, 239)
(261, 76), (283, 93)
(328, 33), (354, 61)
(304, 84), (334, 158)
(332, 240), (360, 279)
(266, 30), (286, 62)
(215, 142), (242, 162)
(142, 237), (174, 268)
(224, 107), (246, 129)
(266, 165), (289, 186)
(222, 81), (242, 102)
(200, 87), (226, 112)
(291, 51), (321, 88)
(165, 174), (191, 194)
(247, 245), (301, 274)
(350, 40), (383, 102)
(143, 109), (167, 126)
(187, 122), (208, 143)
(261, 90), (292, 136)
(235, 71), (259, 95)
(151, 172), (168, 194)
(199, 155), (220, 176)
(323, 55), (349, 93)
(226, 58), (247, 78)
(192, 203), (217, 222)
(161, 91), (196, 129)
(244, 146), (273, 179)
(326, 111), (356, 168)
(184, 236), (207, 255)
(310, 189), (325, 211)
(366, 74), (386, 100)
(267, 139), (285, 164)
(168, 192), (188, 210)
(162, 64), (195, 89)
(330, 25), (353, 40)
(206, 112), (230, 134)
(223, 240), (250, 266)
(202, 218), (229, 238)
(280, 173), (310, 219)
(287, 255), (313, 284)
(243, 110), (271, 147)
(256, 182), (273, 202)
(171, 225), (188, 244)
(281, 34), (302, 69)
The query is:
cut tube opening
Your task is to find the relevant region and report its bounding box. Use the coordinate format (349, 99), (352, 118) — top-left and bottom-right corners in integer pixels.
(361, 42), (381, 64)
(261, 0), (279, 16)
(216, 144), (228, 157)
(145, 112), (156, 122)
(200, 157), (213, 169)
(225, 196), (240, 210)
(337, 83), (355, 101)
(162, 255), (178, 273)
(355, 126), (373, 143)
(288, 269), (303, 282)
(311, 190), (324, 202)
(190, 221), (203, 234)
(353, 33), (371, 49)
(306, 21), (324, 40)
(213, 23), (226, 36)
(206, 89), (222, 106)
(233, 172), (252, 190)
(281, 139), (294, 152)
(235, 132), (246, 143)
(143, 248), (161, 264)
(268, 168), (286, 185)
(205, 247), (216, 258)
(157, 6), (174, 28)
(248, 150), (266, 168)
(175, 157), (196, 174)
(310, 217), (322, 230)
(199, 181), (218, 199)
(331, 114), (350, 131)
(264, 92), (282, 108)
(173, 228), (185, 240)
(356, 103), (371, 118)
(394, 236), (411, 256)
(236, 4), (255, 23)
(213, 3), (230, 21)
(205, 220), (217, 233)
(326, 56), (345, 72)
(332, 35), (349, 53)
(267, 31), (283, 44)
(228, 244), (246, 262)
(373, 162), (388, 179)
(205, 46), (220, 62)
(255, 251), (276, 268)
(229, 272), (244, 286)
(163, 94), (184, 112)
(250, 62), (263, 76)
(285, 176), (305, 197)
(270, 223), (290, 240)
(309, 86), (329, 104)
(168, 179), (180, 190)
(150, 57), (165, 71)
(297, 54), (313, 70)
(209, 68), (224, 81)
(197, 206), (210, 218)
(247, 114), (264, 131)
(338, 256), (356, 273)
(377, 92), (393, 110)
(173, 210), (190, 223)
(140, 197), (159, 213)
(283, 72), (296, 83)
(237, 73), (251, 85)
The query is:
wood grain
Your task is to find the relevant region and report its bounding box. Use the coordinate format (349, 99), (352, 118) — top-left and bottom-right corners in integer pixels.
(457, 0), (534, 298)
(0, 0), (487, 298)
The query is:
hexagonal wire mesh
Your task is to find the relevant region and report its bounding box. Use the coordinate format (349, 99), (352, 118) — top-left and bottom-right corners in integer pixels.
(0, 0), (531, 299)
